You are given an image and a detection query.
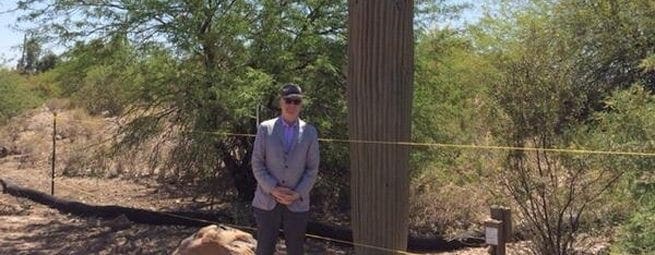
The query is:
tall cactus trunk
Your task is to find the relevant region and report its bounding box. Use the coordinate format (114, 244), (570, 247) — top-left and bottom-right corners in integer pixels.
(347, 1), (414, 254)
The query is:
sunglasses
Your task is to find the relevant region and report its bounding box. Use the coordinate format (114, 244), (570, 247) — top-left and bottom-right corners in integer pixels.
(284, 98), (302, 105)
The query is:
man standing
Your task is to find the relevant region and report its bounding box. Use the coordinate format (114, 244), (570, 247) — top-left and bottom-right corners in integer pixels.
(251, 83), (320, 255)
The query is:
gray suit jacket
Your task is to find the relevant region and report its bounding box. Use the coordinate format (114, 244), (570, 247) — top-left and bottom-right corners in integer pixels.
(251, 117), (320, 212)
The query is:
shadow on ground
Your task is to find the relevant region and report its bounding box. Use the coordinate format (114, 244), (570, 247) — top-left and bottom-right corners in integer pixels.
(0, 214), (194, 254)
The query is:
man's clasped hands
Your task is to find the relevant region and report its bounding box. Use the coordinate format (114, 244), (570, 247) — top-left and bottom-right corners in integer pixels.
(271, 186), (301, 205)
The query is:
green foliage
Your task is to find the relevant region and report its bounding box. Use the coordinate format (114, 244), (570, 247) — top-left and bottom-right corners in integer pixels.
(16, 35), (59, 74)
(614, 207), (655, 254)
(585, 86), (655, 181)
(408, 27), (506, 239)
(578, 86), (655, 253)
(43, 34), (182, 118)
(16, 35), (41, 74)
(470, 2), (631, 254)
(640, 54), (655, 73)
(43, 38), (137, 115)
(0, 69), (43, 124)
(36, 52), (58, 73)
(414, 0), (471, 31)
(463, 1), (655, 253)
(551, 0), (655, 112)
(412, 29), (499, 180)
(31, 68), (63, 98)
(74, 64), (131, 115)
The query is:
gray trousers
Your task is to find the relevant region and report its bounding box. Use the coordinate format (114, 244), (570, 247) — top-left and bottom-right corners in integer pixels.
(254, 204), (309, 255)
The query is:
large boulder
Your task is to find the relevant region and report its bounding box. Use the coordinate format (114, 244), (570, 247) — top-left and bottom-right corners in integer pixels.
(172, 225), (256, 255)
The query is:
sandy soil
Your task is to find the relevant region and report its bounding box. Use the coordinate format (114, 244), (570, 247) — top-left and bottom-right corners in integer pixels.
(1, 154), (507, 255)
(0, 156), (351, 254)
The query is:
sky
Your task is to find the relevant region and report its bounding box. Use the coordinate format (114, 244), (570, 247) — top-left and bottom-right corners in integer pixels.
(0, 1), (483, 69)
(0, 2), (22, 68)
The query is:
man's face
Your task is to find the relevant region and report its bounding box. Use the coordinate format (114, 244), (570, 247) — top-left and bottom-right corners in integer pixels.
(280, 97), (303, 120)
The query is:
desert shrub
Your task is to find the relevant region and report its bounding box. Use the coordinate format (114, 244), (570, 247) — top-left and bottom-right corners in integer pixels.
(409, 167), (490, 238)
(0, 69), (43, 124)
(73, 65), (133, 116)
(577, 86), (655, 254)
(613, 206), (655, 254)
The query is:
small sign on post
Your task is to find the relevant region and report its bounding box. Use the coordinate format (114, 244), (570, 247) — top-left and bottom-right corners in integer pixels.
(485, 219), (505, 255)
(485, 219), (502, 246)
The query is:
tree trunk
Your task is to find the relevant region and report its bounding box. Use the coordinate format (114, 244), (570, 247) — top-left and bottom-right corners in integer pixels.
(347, 1), (414, 254)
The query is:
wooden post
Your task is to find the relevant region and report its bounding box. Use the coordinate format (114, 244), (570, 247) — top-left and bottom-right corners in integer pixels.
(51, 112), (57, 196)
(490, 206), (512, 242)
(487, 206), (511, 255)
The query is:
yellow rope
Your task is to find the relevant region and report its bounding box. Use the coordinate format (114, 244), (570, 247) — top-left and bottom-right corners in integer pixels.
(201, 131), (655, 157)
(54, 115), (655, 157)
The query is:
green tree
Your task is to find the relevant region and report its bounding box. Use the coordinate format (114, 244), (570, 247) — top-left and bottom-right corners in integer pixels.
(408, 28), (504, 236)
(36, 52), (58, 73)
(16, 0), (350, 204)
(550, 0), (655, 115)
(580, 85), (655, 254)
(15, 34), (58, 74)
(412, 29), (498, 175)
(50, 35), (139, 115)
(16, 34), (41, 74)
(472, 2), (625, 254)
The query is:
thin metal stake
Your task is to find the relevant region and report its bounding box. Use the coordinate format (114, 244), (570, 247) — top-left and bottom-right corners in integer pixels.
(51, 112), (57, 196)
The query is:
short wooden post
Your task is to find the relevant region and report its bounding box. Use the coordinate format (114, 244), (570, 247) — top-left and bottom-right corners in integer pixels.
(490, 206), (512, 242)
(486, 206), (511, 255)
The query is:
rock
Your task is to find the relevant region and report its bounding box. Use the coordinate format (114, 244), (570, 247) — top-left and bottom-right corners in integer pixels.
(172, 224), (256, 255)
(107, 214), (132, 231)
(0, 146), (7, 158)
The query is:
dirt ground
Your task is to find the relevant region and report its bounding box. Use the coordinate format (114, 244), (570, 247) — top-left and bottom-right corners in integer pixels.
(0, 153), (507, 255)
(0, 156), (352, 254)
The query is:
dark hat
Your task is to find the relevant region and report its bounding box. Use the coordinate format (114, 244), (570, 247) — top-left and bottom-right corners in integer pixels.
(280, 83), (303, 98)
